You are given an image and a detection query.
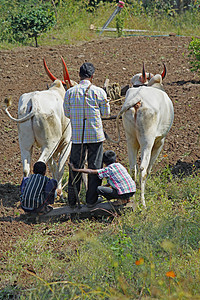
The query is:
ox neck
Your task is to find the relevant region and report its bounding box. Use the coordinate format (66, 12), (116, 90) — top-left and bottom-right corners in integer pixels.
(133, 84), (148, 88)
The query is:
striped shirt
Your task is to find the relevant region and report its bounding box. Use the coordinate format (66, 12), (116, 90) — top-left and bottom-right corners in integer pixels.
(20, 174), (49, 209)
(64, 80), (110, 143)
(97, 163), (136, 195)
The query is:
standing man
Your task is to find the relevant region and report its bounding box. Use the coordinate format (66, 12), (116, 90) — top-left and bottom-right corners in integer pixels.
(64, 62), (110, 208)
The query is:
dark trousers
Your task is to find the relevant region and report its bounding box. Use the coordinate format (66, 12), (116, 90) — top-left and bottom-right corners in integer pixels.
(68, 142), (103, 206)
(97, 186), (135, 200)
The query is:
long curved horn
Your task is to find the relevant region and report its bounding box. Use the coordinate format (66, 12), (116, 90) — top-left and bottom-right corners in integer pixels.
(43, 58), (66, 85)
(43, 58), (57, 82)
(142, 63), (147, 83)
(161, 63), (167, 80)
(61, 56), (72, 87)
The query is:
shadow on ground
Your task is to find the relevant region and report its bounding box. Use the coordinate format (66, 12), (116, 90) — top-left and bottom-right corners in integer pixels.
(170, 159), (200, 178)
(0, 183), (20, 207)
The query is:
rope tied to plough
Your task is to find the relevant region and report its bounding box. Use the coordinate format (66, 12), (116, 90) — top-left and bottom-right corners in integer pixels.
(108, 96), (125, 104)
(45, 121), (71, 163)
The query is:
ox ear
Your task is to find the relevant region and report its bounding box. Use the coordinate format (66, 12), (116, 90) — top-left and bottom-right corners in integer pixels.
(64, 80), (78, 91)
(148, 73), (154, 80)
(161, 63), (167, 80)
(65, 81), (71, 90)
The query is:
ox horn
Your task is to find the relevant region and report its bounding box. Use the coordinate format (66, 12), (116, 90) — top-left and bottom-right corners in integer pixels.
(61, 56), (72, 87)
(161, 63), (167, 80)
(43, 58), (66, 85)
(142, 63), (147, 83)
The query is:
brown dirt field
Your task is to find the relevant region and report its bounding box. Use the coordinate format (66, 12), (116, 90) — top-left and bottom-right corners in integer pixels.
(0, 36), (199, 269)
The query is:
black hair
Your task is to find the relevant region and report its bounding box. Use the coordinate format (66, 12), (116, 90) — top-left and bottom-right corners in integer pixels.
(33, 161), (46, 175)
(103, 150), (116, 165)
(80, 62), (95, 78)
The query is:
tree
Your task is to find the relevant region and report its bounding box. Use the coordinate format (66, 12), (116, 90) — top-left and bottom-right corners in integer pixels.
(10, 5), (56, 47)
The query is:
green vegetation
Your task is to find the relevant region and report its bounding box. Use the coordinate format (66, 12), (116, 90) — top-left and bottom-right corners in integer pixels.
(0, 0), (199, 49)
(9, 4), (56, 47)
(0, 1), (199, 298)
(188, 37), (200, 74)
(1, 167), (200, 299)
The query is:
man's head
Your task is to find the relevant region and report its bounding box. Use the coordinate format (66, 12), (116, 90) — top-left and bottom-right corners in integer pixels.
(79, 62), (95, 80)
(33, 161), (46, 176)
(103, 150), (116, 166)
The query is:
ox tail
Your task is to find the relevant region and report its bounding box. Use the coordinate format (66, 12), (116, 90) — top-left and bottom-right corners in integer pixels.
(4, 97), (35, 123)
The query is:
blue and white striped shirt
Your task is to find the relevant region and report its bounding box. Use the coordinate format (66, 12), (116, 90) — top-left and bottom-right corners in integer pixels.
(64, 80), (110, 143)
(20, 174), (49, 209)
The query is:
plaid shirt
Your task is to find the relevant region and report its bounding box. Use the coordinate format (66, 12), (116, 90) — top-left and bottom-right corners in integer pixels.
(97, 163), (136, 195)
(20, 174), (49, 209)
(64, 80), (110, 143)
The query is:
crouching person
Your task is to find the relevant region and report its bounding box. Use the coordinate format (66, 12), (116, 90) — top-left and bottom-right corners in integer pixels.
(96, 150), (136, 205)
(69, 150), (136, 206)
(20, 161), (60, 215)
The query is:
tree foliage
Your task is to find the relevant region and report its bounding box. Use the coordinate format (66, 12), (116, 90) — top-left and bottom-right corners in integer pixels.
(9, 4), (56, 47)
(86, 0), (197, 13)
(0, 0), (199, 46)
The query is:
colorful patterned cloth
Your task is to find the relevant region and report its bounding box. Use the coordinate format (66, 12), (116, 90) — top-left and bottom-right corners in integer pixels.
(97, 163), (136, 195)
(64, 79), (110, 143)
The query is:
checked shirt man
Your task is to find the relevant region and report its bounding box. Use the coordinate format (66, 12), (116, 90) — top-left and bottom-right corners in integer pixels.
(69, 150), (136, 205)
(64, 62), (110, 208)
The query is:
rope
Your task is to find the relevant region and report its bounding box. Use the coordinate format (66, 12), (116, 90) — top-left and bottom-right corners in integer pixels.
(45, 121), (71, 163)
(108, 96), (125, 104)
(71, 84), (92, 187)
(78, 83), (92, 169)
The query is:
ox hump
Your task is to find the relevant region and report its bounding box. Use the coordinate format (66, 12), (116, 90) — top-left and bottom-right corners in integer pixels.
(49, 79), (66, 98)
(147, 74), (165, 91)
(121, 87), (143, 113)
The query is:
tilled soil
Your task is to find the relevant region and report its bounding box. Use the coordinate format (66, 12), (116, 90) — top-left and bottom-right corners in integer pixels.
(0, 36), (199, 270)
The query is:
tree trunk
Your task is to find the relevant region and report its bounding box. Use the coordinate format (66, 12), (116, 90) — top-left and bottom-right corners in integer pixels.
(34, 35), (38, 48)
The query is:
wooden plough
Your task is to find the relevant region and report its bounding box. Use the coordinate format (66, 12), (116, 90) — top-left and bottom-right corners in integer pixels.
(22, 200), (135, 222)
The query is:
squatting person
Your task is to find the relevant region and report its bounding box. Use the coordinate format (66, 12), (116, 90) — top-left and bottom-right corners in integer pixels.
(69, 150), (136, 205)
(20, 161), (61, 214)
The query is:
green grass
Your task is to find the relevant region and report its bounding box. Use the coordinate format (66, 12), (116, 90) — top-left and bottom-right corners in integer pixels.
(1, 168), (199, 299)
(39, 2), (200, 47)
(0, 1), (199, 298)
(0, 1), (199, 49)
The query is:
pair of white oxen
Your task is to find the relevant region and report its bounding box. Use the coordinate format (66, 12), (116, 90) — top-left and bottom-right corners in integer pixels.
(5, 58), (174, 208)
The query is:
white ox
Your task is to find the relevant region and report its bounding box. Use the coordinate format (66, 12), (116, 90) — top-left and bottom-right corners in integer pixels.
(4, 57), (73, 192)
(114, 65), (174, 207)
